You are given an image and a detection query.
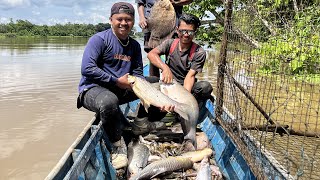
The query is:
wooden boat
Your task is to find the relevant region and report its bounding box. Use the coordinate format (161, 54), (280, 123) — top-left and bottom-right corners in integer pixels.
(45, 65), (257, 180)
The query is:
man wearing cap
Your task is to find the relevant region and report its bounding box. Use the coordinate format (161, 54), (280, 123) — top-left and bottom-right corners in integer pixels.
(77, 2), (173, 169)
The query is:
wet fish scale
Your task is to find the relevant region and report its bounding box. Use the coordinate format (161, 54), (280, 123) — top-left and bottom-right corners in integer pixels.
(128, 143), (150, 177)
(160, 80), (199, 147)
(196, 157), (212, 180)
(129, 157), (193, 180)
(128, 75), (190, 121)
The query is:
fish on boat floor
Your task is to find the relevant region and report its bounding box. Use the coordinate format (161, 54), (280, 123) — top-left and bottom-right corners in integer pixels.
(118, 118), (224, 180)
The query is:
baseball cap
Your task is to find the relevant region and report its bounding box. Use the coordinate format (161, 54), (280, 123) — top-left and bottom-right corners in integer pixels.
(111, 2), (135, 17)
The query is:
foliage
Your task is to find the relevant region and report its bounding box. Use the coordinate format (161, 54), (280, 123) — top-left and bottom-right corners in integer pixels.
(184, 0), (224, 47)
(0, 19), (111, 37)
(183, 0), (319, 80)
(254, 5), (320, 77)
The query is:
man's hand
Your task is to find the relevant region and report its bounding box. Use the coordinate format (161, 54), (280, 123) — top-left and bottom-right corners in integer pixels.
(159, 104), (175, 112)
(161, 66), (173, 84)
(116, 73), (132, 90)
(139, 18), (148, 29)
(169, 0), (179, 5)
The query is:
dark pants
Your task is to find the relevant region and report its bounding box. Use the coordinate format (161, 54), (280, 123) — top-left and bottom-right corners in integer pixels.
(81, 86), (138, 143)
(191, 81), (213, 103)
(78, 77), (160, 143)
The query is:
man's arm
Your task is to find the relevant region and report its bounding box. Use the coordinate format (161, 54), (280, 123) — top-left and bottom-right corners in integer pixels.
(137, 3), (147, 29)
(147, 47), (173, 83)
(184, 69), (197, 92)
(170, 0), (193, 6)
(81, 35), (117, 85)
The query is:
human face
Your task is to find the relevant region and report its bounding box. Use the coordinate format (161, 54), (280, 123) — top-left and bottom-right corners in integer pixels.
(177, 21), (196, 44)
(110, 13), (134, 40)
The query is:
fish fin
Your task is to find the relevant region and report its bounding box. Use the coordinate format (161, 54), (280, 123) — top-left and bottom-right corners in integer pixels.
(176, 111), (189, 121)
(150, 170), (166, 179)
(175, 104), (190, 121)
(143, 101), (150, 112)
(140, 99), (150, 113)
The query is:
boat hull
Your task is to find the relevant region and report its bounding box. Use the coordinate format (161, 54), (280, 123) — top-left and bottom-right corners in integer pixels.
(46, 65), (259, 180)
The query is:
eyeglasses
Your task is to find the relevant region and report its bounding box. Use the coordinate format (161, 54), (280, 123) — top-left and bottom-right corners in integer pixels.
(178, 29), (196, 36)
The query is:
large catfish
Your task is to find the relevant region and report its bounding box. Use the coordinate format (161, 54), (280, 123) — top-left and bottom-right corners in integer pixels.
(160, 80), (199, 147)
(147, 0), (176, 48)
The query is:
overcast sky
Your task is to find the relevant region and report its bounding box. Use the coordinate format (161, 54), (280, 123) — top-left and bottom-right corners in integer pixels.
(0, 0), (138, 25)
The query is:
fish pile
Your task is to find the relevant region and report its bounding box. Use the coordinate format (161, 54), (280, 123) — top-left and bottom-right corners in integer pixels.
(120, 131), (223, 180)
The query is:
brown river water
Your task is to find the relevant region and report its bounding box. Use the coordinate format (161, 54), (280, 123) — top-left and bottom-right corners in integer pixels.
(0, 36), (218, 179)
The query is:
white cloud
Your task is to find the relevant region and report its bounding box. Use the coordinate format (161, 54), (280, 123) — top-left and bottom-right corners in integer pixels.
(0, 17), (9, 23)
(0, 0), (31, 9)
(0, 0), (140, 25)
(72, 5), (84, 16)
(31, 10), (40, 15)
(88, 13), (108, 24)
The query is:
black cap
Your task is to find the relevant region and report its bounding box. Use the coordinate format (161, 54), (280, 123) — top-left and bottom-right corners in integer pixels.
(111, 2), (135, 17)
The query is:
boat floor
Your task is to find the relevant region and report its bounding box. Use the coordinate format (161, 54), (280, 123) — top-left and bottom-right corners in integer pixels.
(117, 114), (222, 179)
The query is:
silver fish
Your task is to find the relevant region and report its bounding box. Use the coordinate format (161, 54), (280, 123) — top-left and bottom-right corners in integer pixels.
(129, 156), (193, 180)
(196, 157), (212, 180)
(147, 0), (176, 48)
(180, 148), (213, 163)
(127, 142), (150, 178)
(160, 80), (199, 147)
(128, 75), (191, 121)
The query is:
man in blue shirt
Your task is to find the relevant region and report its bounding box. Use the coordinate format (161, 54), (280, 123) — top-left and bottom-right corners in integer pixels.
(77, 2), (172, 169)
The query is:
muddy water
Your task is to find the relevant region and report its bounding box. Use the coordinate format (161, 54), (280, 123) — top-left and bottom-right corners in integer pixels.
(0, 37), (94, 179)
(0, 37), (218, 179)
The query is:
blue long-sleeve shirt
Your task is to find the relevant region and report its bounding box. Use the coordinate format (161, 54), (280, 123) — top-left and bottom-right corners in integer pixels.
(78, 29), (144, 93)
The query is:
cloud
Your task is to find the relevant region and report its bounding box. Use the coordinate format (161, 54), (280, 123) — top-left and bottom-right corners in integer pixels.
(31, 10), (40, 15)
(0, 0), (140, 25)
(0, 0), (31, 9)
(72, 5), (84, 16)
